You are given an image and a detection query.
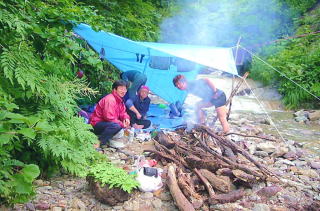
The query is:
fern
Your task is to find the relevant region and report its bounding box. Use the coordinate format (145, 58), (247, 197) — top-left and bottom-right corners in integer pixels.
(88, 162), (139, 193)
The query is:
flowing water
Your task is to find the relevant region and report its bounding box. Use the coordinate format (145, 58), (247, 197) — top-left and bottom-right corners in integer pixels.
(186, 73), (320, 154)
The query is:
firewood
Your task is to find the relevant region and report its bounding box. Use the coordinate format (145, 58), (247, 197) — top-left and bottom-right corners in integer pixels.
(167, 164), (195, 211)
(232, 169), (258, 183)
(194, 168), (215, 198)
(199, 169), (232, 193)
(155, 131), (175, 148)
(177, 169), (204, 209)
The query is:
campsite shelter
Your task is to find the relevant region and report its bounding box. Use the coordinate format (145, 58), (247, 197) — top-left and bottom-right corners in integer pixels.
(73, 23), (238, 104)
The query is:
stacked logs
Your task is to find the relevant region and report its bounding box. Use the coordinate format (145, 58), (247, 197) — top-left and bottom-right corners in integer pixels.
(145, 125), (279, 210)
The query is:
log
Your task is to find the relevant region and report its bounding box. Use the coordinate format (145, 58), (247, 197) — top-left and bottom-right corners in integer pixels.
(155, 131), (175, 148)
(199, 169), (232, 193)
(177, 169), (204, 209)
(185, 155), (223, 172)
(197, 125), (272, 178)
(167, 164), (195, 211)
(194, 168), (215, 198)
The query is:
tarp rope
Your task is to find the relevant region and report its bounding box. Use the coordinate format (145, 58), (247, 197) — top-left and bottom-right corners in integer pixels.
(242, 79), (287, 142)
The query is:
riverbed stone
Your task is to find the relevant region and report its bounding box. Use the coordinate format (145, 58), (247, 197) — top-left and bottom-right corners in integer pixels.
(308, 110), (320, 121)
(309, 161), (320, 169)
(256, 142), (277, 153)
(252, 203), (270, 211)
(297, 169), (319, 178)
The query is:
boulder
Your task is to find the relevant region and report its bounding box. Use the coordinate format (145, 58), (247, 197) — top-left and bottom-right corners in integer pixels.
(308, 110), (320, 121)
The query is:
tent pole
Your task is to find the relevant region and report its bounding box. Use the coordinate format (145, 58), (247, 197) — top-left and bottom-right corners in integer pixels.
(228, 36), (242, 119)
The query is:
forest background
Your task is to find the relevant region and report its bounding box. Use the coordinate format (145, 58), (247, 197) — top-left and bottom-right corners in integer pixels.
(0, 0), (319, 206)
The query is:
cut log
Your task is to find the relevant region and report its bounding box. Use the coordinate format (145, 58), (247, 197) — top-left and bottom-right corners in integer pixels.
(194, 168), (215, 198)
(167, 164), (195, 211)
(199, 169), (232, 193)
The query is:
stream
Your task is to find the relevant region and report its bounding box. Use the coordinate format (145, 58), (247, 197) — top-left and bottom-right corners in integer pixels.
(186, 73), (320, 154)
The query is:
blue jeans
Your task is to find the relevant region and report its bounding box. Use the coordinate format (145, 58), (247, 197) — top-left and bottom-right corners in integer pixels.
(93, 122), (122, 145)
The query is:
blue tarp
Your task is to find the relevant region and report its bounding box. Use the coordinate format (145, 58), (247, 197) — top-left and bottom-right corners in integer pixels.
(73, 23), (238, 104)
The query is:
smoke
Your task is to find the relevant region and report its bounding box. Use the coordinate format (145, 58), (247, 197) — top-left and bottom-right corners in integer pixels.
(159, 0), (294, 47)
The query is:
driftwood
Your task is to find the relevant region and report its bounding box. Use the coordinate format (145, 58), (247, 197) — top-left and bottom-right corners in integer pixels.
(167, 164), (195, 211)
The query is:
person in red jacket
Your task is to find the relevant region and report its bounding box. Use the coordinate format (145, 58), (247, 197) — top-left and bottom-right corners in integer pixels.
(90, 80), (130, 147)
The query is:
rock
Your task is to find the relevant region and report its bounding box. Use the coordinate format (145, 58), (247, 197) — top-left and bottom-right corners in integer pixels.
(152, 198), (163, 209)
(309, 161), (320, 169)
(294, 160), (307, 167)
(71, 198), (86, 210)
(254, 151), (269, 157)
(297, 169), (319, 178)
(123, 200), (140, 210)
(271, 147), (288, 158)
(252, 203), (270, 211)
(256, 142), (277, 153)
(275, 159), (295, 166)
(256, 185), (282, 199)
(294, 110), (308, 117)
(270, 206), (288, 211)
(34, 179), (44, 186)
(308, 110), (320, 121)
(140, 192), (154, 199)
(51, 207), (63, 211)
(25, 203), (35, 211)
(283, 151), (298, 160)
(35, 202), (50, 210)
(259, 118), (271, 125)
(158, 192), (172, 201)
(87, 176), (129, 206)
(294, 116), (308, 123)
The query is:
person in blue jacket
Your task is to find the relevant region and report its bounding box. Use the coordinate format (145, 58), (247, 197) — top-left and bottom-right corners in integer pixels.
(125, 85), (151, 129)
(120, 70), (147, 100)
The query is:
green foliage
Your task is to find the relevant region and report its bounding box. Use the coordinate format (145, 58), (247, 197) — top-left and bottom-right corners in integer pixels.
(283, 0), (318, 13)
(88, 162), (139, 193)
(250, 5), (320, 109)
(0, 0), (171, 205)
(77, 0), (170, 41)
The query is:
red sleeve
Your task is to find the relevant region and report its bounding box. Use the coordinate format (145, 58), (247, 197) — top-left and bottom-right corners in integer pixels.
(103, 98), (124, 127)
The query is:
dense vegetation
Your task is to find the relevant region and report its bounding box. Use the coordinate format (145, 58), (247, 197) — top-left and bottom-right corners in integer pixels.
(0, 0), (318, 206)
(250, 2), (320, 109)
(0, 0), (166, 205)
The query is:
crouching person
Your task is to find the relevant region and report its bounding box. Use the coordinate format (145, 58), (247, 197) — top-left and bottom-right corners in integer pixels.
(125, 85), (151, 129)
(90, 80), (130, 149)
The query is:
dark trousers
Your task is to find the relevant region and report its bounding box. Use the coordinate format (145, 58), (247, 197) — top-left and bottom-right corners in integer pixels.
(129, 114), (151, 129)
(93, 122), (122, 145)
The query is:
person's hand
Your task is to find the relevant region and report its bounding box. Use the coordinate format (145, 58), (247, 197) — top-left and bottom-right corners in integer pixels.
(136, 113), (142, 119)
(123, 119), (130, 128)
